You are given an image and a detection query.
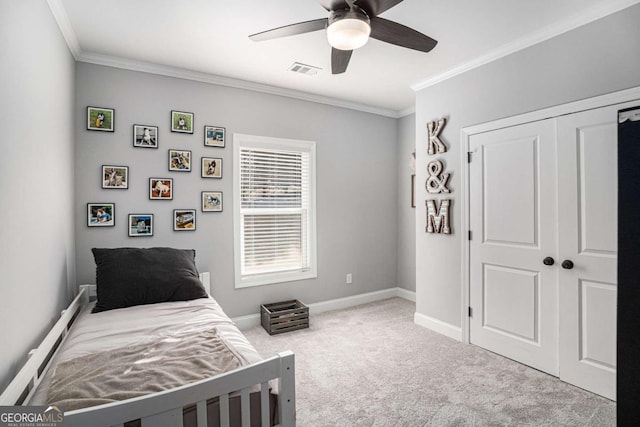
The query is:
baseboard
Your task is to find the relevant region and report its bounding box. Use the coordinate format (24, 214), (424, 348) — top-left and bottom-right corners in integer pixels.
(414, 312), (462, 342)
(233, 287), (415, 331)
(396, 287), (416, 302)
(233, 313), (262, 331)
(308, 288), (399, 315)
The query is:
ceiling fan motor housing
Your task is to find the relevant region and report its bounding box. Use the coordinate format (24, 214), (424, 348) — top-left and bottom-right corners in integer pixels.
(328, 5), (370, 26)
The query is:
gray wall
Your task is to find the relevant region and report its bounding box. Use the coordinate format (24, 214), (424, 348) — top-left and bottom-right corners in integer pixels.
(74, 63), (398, 318)
(396, 114), (416, 292)
(414, 5), (640, 327)
(0, 2), (76, 390)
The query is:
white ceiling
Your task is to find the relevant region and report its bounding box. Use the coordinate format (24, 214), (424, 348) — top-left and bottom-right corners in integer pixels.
(55, 0), (638, 117)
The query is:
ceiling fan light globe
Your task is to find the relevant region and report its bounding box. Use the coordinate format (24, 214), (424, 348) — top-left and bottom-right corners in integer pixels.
(327, 18), (371, 50)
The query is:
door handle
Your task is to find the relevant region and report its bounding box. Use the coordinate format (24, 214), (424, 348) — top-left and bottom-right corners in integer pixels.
(543, 257), (555, 266)
(561, 260), (574, 270)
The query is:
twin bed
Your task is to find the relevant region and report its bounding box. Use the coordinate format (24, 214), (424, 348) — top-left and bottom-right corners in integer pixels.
(0, 248), (296, 427)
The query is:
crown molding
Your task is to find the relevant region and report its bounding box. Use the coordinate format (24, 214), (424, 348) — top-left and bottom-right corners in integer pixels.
(46, 0), (80, 59)
(411, 0), (640, 92)
(397, 106), (415, 118)
(75, 52), (400, 118)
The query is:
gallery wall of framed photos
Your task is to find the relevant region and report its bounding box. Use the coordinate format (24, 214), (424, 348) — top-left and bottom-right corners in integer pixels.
(85, 104), (225, 238)
(74, 62), (399, 320)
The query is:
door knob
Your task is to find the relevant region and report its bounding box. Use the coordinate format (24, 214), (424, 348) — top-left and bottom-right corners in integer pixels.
(543, 257), (555, 266)
(561, 260), (574, 270)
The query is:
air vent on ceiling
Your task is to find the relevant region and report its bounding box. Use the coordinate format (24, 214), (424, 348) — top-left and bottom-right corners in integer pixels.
(288, 62), (321, 76)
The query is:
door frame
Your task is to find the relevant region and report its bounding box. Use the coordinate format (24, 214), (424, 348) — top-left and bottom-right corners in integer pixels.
(459, 85), (640, 345)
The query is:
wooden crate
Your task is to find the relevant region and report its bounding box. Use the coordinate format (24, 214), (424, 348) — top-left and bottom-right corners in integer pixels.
(260, 300), (309, 335)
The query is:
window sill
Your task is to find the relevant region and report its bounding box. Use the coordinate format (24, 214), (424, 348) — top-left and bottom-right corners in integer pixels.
(235, 269), (317, 289)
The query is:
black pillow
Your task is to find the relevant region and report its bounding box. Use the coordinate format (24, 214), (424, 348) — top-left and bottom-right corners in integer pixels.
(91, 247), (208, 313)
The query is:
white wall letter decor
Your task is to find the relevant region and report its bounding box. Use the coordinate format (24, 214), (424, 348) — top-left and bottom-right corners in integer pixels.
(427, 117), (447, 156)
(426, 160), (450, 194)
(426, 199), (451, 234)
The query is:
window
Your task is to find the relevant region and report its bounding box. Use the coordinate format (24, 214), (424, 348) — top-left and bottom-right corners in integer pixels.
(233, 134), (317, 288)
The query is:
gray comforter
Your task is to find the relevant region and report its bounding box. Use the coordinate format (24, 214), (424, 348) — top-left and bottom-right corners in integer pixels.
(48, 328), (242, 411)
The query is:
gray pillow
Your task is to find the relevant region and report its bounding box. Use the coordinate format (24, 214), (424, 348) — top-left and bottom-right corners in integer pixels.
(91, 247), (208, 313)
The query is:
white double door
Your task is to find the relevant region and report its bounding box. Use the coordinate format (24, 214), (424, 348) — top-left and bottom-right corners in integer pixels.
(469, 103), (621, 400)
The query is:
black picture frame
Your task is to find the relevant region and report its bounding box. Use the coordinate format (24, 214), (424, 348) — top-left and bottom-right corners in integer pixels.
(87, 203), (115, 227)
(128, 214), (154, 237)
(149, 177), (173, 200)
(411, 174), (416, 208)
(102, 165), (129, 189)
(133, 125), (158, 148)
(171, 110), (194, 134)
(204, 126), (225, 147)
(173, 209), (196, 231)
(201, 157), (222, 178)
(169, 149), (192, 172)
(202, 191), (223, 212)
(87, 106), (114, 132)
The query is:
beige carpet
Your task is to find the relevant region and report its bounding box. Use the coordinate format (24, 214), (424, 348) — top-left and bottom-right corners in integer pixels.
(243, 297), (615, 426)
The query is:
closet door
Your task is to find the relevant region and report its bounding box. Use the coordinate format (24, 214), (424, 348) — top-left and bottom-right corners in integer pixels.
(469, 119), (559, 376)
(557, 105), (618, 400)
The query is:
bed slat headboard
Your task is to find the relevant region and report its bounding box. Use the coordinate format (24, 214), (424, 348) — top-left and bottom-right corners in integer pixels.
(0, 288), (89, 405)
(78, 272), (211, 301)
(199, 272), (211, 295)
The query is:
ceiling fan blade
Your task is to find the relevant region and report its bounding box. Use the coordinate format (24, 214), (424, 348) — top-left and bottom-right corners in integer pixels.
(331, 48), (353, 74)
(316, 0), (350, 11)
(369, 17), (437, 53)
(249, 18), (328, 42)
(355, 0), (403, 17)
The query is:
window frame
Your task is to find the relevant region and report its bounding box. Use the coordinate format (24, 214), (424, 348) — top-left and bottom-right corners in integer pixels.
(233, 133), (317, 288)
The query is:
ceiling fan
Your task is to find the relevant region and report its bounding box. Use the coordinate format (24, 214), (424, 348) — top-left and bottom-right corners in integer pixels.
(249, 0), (437, 74)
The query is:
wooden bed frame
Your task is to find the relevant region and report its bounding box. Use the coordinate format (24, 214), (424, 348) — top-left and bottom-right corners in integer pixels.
(0, 274), (296, 427)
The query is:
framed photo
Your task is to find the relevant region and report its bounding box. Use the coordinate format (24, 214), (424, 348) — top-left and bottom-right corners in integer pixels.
(87, 203), (115, 227)
(169, 149), (191, 172)
(149, 178), (173, 200)
(171, 110), (194, 134)
(411, 174), (416, 208)
(87, 106), (114, 132)
(201, 157), (222, 178)
(133, 125), (158, 148)
(128, 214), (153, 237)
(204, 126), (225, 147)
(102, 165), (128, 189)
(202, 191), (223, 212)
(173, 209), (196, 231)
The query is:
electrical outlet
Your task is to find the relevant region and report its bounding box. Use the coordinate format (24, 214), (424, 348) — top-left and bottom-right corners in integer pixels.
(346, 273), (353, 284)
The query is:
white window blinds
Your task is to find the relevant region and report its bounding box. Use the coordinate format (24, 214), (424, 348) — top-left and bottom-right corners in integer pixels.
(234, 134), (316, 287)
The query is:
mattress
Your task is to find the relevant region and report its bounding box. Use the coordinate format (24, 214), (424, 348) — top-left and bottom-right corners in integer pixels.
(30, 296), (276, 426)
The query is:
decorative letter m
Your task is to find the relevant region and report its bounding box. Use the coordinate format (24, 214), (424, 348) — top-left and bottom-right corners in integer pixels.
(426, 199), (451, 234)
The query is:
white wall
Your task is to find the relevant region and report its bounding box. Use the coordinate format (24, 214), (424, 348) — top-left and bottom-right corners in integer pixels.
(414, 4), (640, 329)
(0, 2), (76, 390)
(396, 114), (416, 292)
(74, 63), (398, 318)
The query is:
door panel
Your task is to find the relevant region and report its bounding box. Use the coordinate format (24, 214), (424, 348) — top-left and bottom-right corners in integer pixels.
(483, 264), (538, 342)
(579, 280), (617, 369)
(557, 106), (619, 400)
(484, 137), (537, 247)
(469, 119), (558, 376)
(577, 123), (617, 255)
